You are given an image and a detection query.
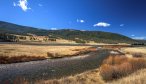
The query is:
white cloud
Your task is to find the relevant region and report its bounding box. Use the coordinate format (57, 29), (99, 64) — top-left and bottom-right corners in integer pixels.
(132, 36), (146, 40)
(38, 4), (43, 7)
(13, 0), (31, 12)
(13, 2), (16, 6)
(93, 22), (111, 27)
(77, 19), (85, 23)
(131, 35), (146, 40)
(120, 24), (124, 27)
(131, 35), (135, 37)
(51, 28), (58, 30)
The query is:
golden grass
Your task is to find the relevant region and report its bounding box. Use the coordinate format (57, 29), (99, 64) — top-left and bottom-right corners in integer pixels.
(0, 44), (91, 57)
(110, 69), (146, 84)
(0, 43), (94, 63)
(2, 44), (146, 83)
(47, 46), (97, 58)
(99, 55), (146, 81)
(2, 49), (146, 83)
(122, 47), (146, 55)
(37, 69), (104, 84)
(11, 65), (146, 84)
(102, 45), (130, 50)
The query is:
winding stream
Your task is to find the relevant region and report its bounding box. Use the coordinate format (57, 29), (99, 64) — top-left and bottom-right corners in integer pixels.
(0, 49), (110, 83)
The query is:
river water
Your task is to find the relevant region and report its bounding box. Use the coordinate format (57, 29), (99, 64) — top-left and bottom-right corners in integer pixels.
(0, 49), (110, 83)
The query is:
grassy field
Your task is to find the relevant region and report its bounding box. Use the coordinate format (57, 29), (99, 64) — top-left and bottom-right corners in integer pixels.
(33, 47), (146, 84)
(0, 42), (129, 64)
(121, 47), (146, 58)
(0, 43), (95, 63)
(0, 43), (92, 57)
(1, 43), (146, 84)
(110, 69), (146, 84)
(122, 47), (146, 55)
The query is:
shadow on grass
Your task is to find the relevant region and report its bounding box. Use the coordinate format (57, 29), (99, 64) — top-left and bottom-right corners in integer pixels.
(0, 55), (46, 64)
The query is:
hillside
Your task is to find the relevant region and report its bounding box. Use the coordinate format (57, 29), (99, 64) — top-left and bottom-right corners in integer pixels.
(0, 21), (49, 36)
(0, 21), (135, 43)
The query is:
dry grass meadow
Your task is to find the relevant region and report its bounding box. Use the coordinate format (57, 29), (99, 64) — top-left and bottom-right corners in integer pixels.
(0, 43), (95, 63)
(110, 69), (146, 84)
(38, 47), (146, 84)
(1, 44), (146, 84)
(122, 47), (146, 55)
(100, 55), (146, 81)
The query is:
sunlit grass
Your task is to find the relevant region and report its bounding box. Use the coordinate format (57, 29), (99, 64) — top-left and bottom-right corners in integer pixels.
(0, 43), (95, 63)
(100, 55), (146, 81)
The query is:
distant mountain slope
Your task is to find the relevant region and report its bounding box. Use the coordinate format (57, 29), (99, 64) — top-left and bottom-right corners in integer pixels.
(47, 29), (135, 43)
(0, 21), (48, 35)
(0, 21), (135, 43)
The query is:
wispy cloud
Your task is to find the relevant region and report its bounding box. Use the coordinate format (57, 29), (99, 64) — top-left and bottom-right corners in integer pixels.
(13, 0), (31, 12)
(51, 28), (58, 30)
(93, 22), (110, 27)
(38, 4), (43, 7)
(120, 24), (124, 27)
(131, 35), (135, 37)
(132, 36), (146, 40)
(13, 2), (17, 6)
(77, 19), (85, 23)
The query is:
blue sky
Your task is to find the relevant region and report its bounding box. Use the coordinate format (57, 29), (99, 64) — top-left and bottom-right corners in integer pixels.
(0, 0), (146, 39)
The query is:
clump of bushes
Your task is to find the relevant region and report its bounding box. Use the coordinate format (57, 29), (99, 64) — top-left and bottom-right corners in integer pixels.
(74, 39), (86, 44)
(49, 38), (56, 41)
(47, 52), (61, 58)
(100, 55), (146, 81)
(132, 53), (143, 58)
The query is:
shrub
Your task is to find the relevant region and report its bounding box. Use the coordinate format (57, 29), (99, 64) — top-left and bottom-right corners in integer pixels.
(100, 55), (146, 81)
(75, 39), (86, 44)
(132, 53), (143, 58)
(103, 56), (127, 65)
(47, 52), (61, 58)
(128, 58), (146, 70)
(99, 64), (114, 81)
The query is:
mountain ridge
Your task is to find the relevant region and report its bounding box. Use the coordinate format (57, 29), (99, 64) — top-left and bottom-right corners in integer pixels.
(0, 21), (136, 43)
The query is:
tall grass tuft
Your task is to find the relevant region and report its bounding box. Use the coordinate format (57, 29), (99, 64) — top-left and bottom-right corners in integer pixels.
(100, 55), (146, 81)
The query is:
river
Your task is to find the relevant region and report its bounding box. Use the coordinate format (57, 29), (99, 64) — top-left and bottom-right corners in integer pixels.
(0, 49), (110, 83)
